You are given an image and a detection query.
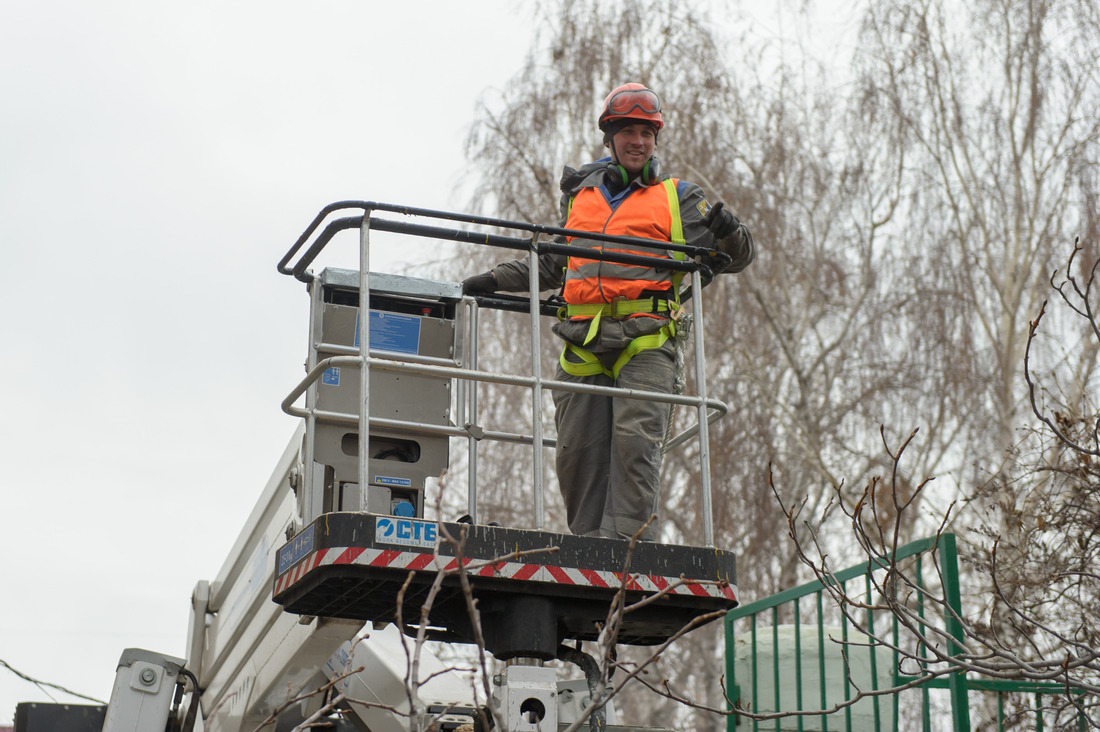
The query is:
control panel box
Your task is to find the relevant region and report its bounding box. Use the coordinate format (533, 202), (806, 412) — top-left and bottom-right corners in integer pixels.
(302, 269), (463, 521)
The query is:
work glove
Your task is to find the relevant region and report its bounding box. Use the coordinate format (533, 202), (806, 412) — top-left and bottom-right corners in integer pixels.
(462, 271), (498, 295)
(703, 201), (740, 240)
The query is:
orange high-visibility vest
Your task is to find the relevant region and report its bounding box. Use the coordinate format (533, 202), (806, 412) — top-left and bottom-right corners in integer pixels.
(563, 179), (685, 308)
(557, 179), (687, 378)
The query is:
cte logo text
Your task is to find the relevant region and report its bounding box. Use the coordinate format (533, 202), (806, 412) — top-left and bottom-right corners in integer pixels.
(376, 517), (437, 548)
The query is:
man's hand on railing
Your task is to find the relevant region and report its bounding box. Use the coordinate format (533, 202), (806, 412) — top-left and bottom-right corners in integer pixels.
(462, 271), (498, 295)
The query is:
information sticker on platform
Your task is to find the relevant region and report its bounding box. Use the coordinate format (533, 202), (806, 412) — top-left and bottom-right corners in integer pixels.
(278, 524), (315, 574)
(353, 310), (422, 354)
(375, 516), (438, 549)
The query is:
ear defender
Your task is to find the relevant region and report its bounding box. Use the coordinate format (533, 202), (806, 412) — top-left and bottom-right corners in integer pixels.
(641, 155), (661, 185)
(617, 163), (630, 187)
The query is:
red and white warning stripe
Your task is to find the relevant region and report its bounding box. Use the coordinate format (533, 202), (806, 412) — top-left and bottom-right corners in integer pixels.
(275, 546), (736, 601)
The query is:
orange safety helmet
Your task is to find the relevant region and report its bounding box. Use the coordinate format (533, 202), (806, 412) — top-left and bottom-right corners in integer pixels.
(598, 83), (664, 132)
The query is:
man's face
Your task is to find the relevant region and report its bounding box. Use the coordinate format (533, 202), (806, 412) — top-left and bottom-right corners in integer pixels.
(609, 122), (657, 175)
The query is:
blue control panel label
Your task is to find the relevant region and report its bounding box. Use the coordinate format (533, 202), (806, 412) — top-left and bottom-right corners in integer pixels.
(354, 310), (421, 355)
(322, 367), (340, 386)
(375, 516), (437, 549)
(278, 524), (315, 574)
(374, 475), (412, 487)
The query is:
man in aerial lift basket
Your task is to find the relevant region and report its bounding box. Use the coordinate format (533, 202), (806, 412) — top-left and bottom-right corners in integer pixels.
(464, 82), (755, 542)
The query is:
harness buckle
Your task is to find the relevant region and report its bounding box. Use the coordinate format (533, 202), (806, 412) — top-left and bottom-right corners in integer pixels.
(610, 296), (630, 319)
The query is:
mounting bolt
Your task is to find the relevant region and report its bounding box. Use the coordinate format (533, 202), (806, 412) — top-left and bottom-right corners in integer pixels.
(139, 668), (157, 685)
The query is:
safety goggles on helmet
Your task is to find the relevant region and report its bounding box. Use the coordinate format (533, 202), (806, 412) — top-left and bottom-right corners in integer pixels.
(606, 87), (661, 117)
(599, 84), (664, 131)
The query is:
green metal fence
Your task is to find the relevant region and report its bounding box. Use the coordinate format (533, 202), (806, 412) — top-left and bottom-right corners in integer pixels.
(724, 534), (1085, 731)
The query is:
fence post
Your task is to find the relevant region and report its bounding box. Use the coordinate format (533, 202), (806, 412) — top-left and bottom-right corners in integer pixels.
(726, 612), (738, 732)
(940, 533), (971, 732)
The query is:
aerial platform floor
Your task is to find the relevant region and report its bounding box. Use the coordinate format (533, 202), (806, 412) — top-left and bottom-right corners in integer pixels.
(273, 513), (737, 659)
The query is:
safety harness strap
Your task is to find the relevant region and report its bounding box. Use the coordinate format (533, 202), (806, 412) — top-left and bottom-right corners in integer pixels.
(563, 297), (673, 319)
(559, 323), (675, 379)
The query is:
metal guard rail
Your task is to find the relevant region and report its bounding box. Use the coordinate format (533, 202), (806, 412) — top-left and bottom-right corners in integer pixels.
(276, 201), (732, 546)
(281, 353), (729, 442)
(277, 200), (732, 285)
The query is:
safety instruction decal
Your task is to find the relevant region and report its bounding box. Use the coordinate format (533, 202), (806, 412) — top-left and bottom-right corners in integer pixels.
(375, 516), (437, 549)
(354, 310), (421, 355)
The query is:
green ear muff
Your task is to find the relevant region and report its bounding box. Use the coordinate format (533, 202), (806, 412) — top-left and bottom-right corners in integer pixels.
(641, 155), (661, 185)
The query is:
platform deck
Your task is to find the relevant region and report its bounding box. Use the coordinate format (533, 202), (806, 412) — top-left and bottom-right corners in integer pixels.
(273, 513), (738, 658)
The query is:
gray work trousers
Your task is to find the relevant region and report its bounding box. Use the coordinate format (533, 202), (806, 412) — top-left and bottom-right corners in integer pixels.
(552, 340), (675, 541)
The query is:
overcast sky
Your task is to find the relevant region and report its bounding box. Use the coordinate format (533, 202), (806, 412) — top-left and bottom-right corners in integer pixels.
(0, 1), (530, 721)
